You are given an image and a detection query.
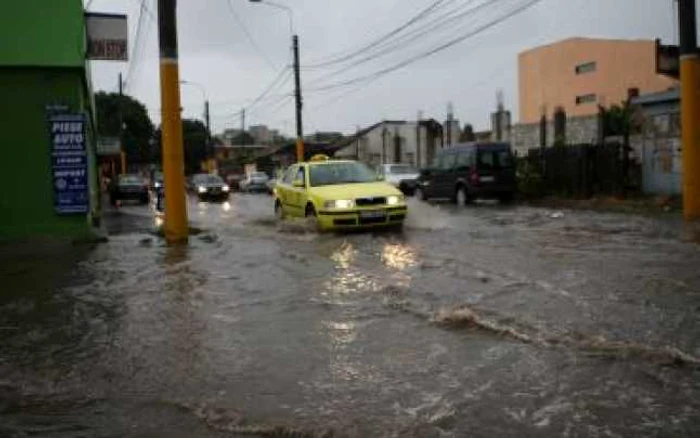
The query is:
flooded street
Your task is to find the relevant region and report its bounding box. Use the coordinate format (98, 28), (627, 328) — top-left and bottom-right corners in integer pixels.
(2, 195), (700, 437)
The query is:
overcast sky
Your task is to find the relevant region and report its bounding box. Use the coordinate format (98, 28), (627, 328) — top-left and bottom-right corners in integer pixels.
(86, 0), (678, 136)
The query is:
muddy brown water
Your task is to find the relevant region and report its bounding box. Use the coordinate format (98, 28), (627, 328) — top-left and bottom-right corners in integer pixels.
(1, 195), (700, 437)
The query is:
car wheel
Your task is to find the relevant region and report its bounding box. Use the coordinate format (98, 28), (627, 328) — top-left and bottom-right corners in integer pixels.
(455, 186), (470, 206)
(415, 187), (428, 201)
(274, 200), (286, 220)
(499, 192), (515, 204)
(305, 203), (321, 230)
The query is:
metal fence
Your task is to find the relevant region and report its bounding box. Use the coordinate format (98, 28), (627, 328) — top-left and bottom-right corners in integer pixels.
(522, 143), (639, 198)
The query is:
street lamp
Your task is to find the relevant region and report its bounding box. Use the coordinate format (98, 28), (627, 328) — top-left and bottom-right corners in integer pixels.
(180, 80), (213, 167)
(249, 0), (304, 162)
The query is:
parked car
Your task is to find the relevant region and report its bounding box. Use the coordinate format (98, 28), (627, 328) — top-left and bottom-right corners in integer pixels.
(109, 174), (149, 205)
(240, 172), (271, 193)
(225, 173), (246, 192)
(378, 163), (420, 195)
(190, 173), (230, 202)
(415, 142), (516, 204)
(273, 155), (407, 231)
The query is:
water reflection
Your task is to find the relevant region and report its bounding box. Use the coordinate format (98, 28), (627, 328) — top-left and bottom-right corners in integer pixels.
(381, 242), (417, 271)
(327, 321), (356, 346)
(321, 242), (377, 302)
(330, 240), (355, 269)
(381, 241), (417, 288)
(222, 201), (232, 212)
(158, 245), (204, 383)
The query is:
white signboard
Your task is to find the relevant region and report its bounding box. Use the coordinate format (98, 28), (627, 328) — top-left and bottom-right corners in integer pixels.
(96, 137), (121, 156)
(85, 13), (128, 61)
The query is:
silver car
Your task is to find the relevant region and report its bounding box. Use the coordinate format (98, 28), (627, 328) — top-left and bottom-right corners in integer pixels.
(378, 163), (420, 195)
(240, 172), (271, 193)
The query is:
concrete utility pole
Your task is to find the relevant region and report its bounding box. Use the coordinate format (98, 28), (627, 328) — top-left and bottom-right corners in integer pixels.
(679, 0), (700, 220)
(118, 73), (127, 175)
(293, 35), (304, 162)
(240, 108), (245, 133)
(446, 102), (454, 147)
(249, 0), (304, 162)
(382, 125), (388, 164)
(416, 110), (423, 167)
(181, 80), (211, 170)
(158, 0), (188, 243)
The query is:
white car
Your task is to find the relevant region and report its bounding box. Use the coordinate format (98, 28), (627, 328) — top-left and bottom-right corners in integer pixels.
(378, 163), (420, 195)
(240, 172), (271, 193)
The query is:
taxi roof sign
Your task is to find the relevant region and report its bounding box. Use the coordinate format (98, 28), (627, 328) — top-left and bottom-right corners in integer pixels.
(309, 154), (330, 162)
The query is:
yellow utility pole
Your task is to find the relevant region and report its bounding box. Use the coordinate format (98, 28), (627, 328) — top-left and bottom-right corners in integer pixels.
(679, 0), (700, 220)
(158, 0), (188, 243)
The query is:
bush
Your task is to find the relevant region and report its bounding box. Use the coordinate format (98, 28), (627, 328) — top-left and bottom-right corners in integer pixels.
(517, 158), (543, 198)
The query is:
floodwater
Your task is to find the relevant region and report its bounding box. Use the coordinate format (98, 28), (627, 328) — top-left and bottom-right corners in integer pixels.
(2, 194), (700, 437)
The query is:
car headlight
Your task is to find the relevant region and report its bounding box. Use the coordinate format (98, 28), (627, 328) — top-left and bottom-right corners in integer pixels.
(386, 195), (404, 206)
(198, 186), (207, 194)
(222, 185), (230, 192)
(154, 182), (162, 189)
(323, 199), (355, 209)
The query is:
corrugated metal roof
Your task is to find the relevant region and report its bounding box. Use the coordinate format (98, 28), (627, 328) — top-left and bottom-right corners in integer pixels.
(632, 88), (680, 106)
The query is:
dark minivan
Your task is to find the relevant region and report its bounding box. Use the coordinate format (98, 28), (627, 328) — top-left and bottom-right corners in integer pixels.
(415, 142), (516, 204)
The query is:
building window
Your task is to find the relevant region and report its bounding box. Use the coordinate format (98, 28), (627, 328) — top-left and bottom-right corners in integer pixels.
(575, 94), (597, 105)
(575, 61), (597, 75)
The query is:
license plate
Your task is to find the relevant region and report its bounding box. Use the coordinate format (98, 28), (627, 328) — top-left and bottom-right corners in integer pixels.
(360, 210), (385, 219)
(480, 176), (495, 183)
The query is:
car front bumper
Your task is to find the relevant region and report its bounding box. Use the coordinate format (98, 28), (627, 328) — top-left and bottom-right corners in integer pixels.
(197, 190), (230, 201)
(317, 206), (407, 230)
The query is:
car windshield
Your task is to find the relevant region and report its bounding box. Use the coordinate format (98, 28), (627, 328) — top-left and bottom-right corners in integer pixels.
(200, 175), (224, 184)
(119, 175), (143, 184)
(388, 165), (417, 174)
(309, 162), (376, 186)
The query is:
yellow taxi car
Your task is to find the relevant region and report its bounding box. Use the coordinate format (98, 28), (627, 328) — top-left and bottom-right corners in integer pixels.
(273, 155), (408, 230)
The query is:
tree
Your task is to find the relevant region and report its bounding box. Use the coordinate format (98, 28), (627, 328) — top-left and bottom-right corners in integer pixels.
(95, 91), (155, 164)
(601, 103), (640, 138)
(153, 119), (209, 174)
(231, 131), (255, 145)
(599, 101), (642, 195)
(459, 124), (475, 142)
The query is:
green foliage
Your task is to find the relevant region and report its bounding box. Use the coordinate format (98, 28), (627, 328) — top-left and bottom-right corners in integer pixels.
(231, 131), (255, 145)
(601, 102), (640, 137)
(516, 158), (543, 198)
(153, 119), (209, 174)
(95, 91), (155, 163)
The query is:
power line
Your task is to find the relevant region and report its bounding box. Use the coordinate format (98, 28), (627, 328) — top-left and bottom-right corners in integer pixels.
(308, 0), (543, 93)
(124, 0), (154, 92)
(310, 0), (492, 84)
(305, 0), (454, 68)
(226, 0), (279, 72)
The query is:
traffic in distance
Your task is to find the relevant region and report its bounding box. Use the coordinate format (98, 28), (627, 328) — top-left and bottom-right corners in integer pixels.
(132, 142), (516, 232)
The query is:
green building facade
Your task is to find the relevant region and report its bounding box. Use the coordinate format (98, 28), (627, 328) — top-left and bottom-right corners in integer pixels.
(0, 0), (100, 239)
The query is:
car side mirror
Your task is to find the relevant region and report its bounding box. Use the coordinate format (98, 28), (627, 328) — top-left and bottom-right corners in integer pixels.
(293, 179), (305, 188)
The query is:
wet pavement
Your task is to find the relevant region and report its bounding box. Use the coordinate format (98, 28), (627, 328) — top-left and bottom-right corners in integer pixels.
(2, 194), (700, 437)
